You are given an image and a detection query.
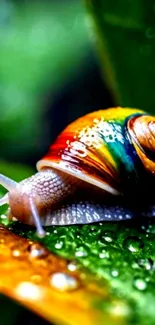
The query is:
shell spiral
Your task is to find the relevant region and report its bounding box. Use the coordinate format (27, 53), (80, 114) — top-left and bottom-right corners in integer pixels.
(37, 107), (155, 195)
(127, 114), (155, 173)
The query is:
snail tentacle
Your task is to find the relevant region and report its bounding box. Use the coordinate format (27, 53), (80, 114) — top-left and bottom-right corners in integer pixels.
(29, 196), (45, 237)
(0, 193), (9, 206)
(0, 174), (17, 191)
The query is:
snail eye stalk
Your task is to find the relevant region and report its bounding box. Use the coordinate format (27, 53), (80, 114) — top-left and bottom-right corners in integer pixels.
(0, 193), (9, 206)
(29, 197), (46, 238)
(0, 173), (17, 206)
(0, 174), (17, 191)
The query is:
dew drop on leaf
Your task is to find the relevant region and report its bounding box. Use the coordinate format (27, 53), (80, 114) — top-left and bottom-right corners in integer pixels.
(16, 282), (44, 300)
(28, 243), (48, 258)
(99, 230), (116, 245)
(99, 248), (110, 259)
(54, 240), (64, 250)
(142, 223), (155, 234)
(50, 272), (79, 291)
(137, 258), (153, 270)
(123, 236), (144, 252)
(111, 269), (119, 277)
(12, 248), (21, 257)
(75, 246), (89, 257)
(109, 301), (130, 317)
(133, 278), (147, 291)
(89, 225), (101, 236)
(67, 261), (78, 272)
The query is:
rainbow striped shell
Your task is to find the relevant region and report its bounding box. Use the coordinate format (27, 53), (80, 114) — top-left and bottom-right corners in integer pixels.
(37, 107), (155, 196)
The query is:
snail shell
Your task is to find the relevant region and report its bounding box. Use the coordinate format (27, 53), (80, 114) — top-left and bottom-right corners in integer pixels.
(0, 107), (155, 236)
(37, 107), (149, 194)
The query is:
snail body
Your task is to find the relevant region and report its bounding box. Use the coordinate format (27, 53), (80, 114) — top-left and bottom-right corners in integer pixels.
(0, 107), (155, 237)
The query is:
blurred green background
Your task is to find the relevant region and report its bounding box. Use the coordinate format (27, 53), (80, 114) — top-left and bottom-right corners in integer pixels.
(1, 0), (155, 324)
(0, 0), (114, 170)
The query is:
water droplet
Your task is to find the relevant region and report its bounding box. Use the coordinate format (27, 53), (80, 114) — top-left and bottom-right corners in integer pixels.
(75, 246), (88, 257)
(137, 258), (153, 270)
(111, 269), (119, 277)
(133, 278), (147, 291)
(28, 243), (48, 258)
(16, 282), (44, 299)
(89, 225), (101, 236)
(67, 261), (78, 272)
(12, 249), (21, 257)
(146, 27), (155, 39)
(11, 242), (27, 257)
(99, 230), (116, 245)
(110, 301), (130, 317)
(54, 241), (64, 250)
(142, 223), (155, 234)
(123, 236), (144, 252)
(50, 272), (79, 291)
(99, 248), (110, 259)
(0, 214), (7, 220)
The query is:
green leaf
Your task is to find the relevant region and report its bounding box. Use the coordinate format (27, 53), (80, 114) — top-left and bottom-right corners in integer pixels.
(8, 216), (155, 325)
(85, 0), (155, 113)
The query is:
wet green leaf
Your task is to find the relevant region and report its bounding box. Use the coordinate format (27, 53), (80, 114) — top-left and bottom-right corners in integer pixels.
(8, 218), (155, 325)
(0, 225), (125, 325)
(3, 215), (154, 325)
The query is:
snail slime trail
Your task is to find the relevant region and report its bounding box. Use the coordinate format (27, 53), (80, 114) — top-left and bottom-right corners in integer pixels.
(0, 107), (155, 236)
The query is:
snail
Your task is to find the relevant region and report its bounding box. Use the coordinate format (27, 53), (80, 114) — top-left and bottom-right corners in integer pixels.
(0, 106), (155, 237)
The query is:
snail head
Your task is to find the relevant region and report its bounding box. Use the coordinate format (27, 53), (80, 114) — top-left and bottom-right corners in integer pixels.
(0, 171), (59, 238)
